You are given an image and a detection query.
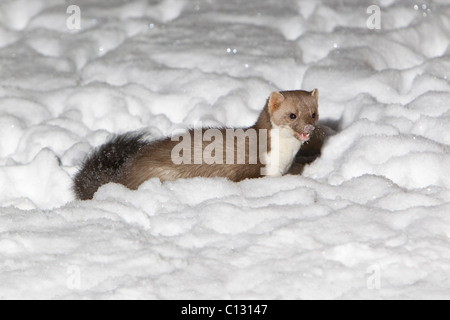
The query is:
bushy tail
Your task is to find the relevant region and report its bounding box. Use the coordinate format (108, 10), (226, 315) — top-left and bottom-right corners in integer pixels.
(73, 133), (148, 200)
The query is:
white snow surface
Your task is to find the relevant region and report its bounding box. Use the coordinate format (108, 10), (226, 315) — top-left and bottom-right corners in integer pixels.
(0, 0), (450, 299)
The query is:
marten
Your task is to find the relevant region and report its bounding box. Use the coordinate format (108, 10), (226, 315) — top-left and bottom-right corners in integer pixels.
(73, 89), (320, 200)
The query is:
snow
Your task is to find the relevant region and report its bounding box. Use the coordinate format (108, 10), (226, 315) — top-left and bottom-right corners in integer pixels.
(0, 0), (449, 299)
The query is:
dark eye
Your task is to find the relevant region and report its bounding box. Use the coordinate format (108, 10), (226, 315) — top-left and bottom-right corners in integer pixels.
(290, 113), (297, 120)
(312, 113), (316, 119)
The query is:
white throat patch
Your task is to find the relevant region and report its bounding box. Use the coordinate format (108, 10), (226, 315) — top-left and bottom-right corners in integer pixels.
(262, 122), (303, 177)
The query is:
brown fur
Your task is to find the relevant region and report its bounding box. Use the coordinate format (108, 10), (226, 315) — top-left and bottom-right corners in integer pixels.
(269, 90), (319, 136)
(288, 123), (334, 175)
(120, 129), (265, 189)
(73, 89), (320, 200)
(121, 90), (319, 190)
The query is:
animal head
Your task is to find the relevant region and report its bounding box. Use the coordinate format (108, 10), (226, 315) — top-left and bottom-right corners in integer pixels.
(268, 89), (319, 142)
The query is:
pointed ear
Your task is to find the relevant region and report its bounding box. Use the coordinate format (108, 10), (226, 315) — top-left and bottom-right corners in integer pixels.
(311, 89), (319, 101)
(268, 92), (285, 113)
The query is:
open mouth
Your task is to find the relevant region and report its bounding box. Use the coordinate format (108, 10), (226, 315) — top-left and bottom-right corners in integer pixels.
(296, 132), (311, 142)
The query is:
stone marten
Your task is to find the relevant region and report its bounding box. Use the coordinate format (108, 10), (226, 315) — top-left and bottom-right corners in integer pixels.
(73, 89), (320, 200)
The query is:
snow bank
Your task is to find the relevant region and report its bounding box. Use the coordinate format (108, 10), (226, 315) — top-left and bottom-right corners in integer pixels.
(0, 0), (449, 299)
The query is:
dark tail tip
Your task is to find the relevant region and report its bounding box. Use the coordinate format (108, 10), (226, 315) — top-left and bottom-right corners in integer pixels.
(73, 133), (149, 200)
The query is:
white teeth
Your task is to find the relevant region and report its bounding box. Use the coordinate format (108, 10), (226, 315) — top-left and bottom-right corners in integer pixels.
(296, 133), (310, 141)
